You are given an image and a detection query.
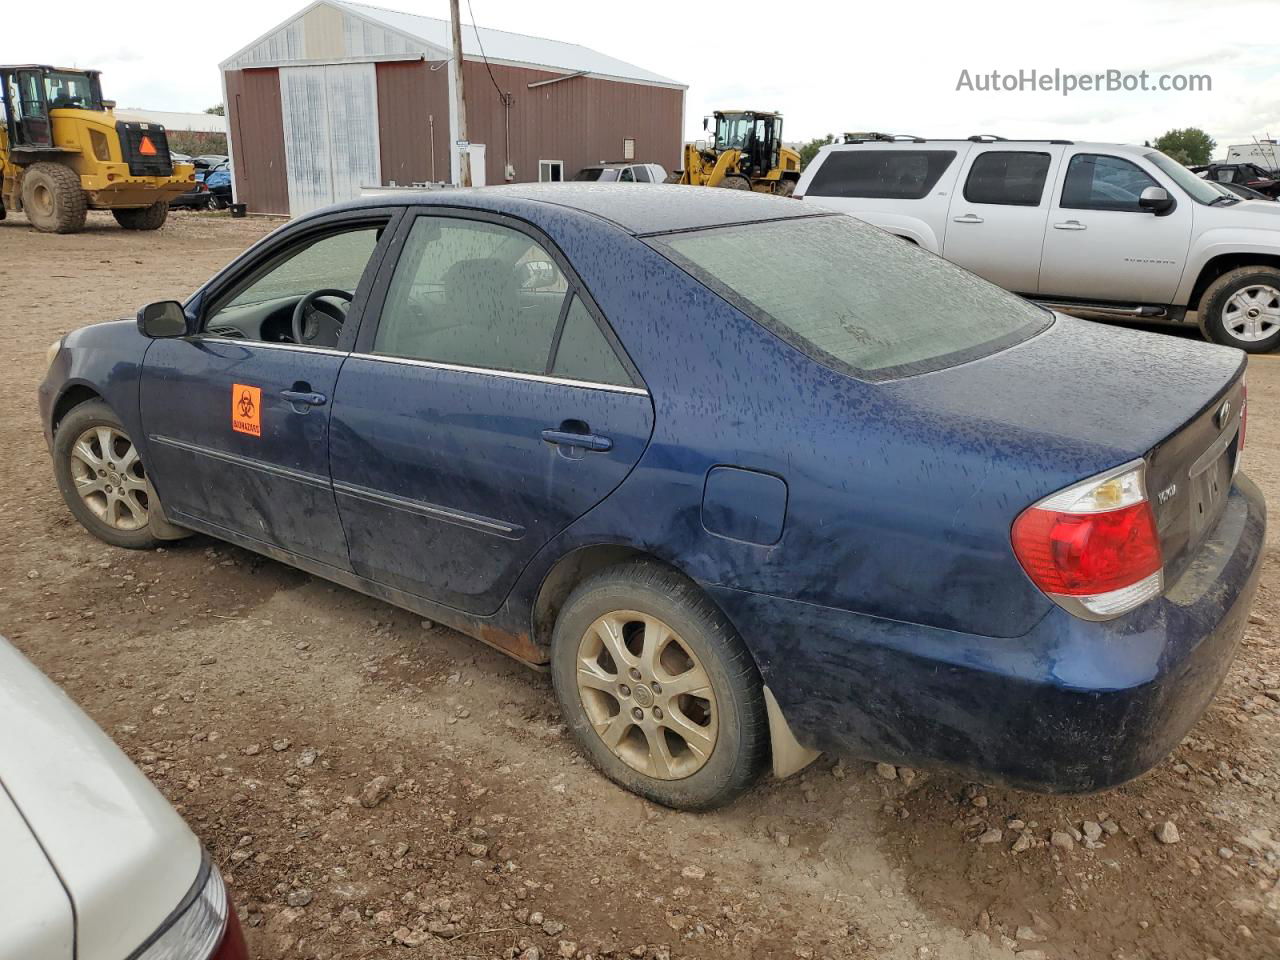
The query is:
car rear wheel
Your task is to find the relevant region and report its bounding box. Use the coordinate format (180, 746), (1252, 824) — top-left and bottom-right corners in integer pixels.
(1201, 266), (1280, 352)
(549, 562), (768, 810)
(52, 400), (160, 549)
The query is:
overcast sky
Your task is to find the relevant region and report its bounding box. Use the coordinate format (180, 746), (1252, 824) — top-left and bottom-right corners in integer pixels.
(10, 0), (1280, 154)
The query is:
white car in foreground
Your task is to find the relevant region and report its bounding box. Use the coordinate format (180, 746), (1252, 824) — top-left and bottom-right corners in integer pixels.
(0, 637), (247, 960)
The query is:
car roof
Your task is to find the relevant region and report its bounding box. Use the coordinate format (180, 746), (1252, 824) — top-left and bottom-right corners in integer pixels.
(334, 183), (818, 236)
(824, 139), (1155, 156)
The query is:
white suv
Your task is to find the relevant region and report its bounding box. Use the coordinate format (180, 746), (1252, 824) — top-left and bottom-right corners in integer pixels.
(796, 137), (1280, 352)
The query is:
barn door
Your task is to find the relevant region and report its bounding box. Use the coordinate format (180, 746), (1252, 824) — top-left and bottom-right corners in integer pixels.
(280, 63), (381, 216)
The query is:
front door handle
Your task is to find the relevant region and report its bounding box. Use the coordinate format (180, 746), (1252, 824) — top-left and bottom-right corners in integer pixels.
(541, 428), (613, 453)
(281, 389), (327, 407)
(1053, 220), (1088, 230)
(953, 214), (984, 223)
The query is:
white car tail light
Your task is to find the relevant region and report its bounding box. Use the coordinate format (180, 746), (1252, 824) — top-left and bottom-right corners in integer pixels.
(130, 854), (245, 960)
(1011, 460), (1163, 620)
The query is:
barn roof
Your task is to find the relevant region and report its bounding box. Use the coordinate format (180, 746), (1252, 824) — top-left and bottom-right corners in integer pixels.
(220, 0), (684, 89)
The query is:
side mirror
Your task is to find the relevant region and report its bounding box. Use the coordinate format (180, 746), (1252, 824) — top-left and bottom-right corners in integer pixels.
(702, 116), (710, 132)
(137, 301), (189, 338)
(515, 260), (558, 291)
(1138, 186), (1175, 215)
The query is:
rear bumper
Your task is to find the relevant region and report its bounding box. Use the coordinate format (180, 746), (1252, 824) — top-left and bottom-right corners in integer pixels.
(710, 474), (1266, 792)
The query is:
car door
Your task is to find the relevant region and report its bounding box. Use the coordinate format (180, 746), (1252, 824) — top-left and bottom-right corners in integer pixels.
(1038, 151), (1191, 304)
(329, 210), (654, 614)
(941, 146), (1062, 294)
(139, 210), (400, 570)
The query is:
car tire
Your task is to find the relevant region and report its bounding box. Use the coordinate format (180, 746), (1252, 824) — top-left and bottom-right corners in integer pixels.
(549, 561), (768, 810)
(113, 200), (169, 230)
(21, 162), (87, 233)
(52, 400), (161, 550)
(1200, 266), (1280, 353)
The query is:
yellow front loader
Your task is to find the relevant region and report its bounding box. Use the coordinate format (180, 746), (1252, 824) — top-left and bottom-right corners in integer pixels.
(1, 65), (195, 233)
(673, 110), (801, 195)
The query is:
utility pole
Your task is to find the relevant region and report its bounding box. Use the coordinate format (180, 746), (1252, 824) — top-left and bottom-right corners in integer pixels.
(449, 0), (471, 187)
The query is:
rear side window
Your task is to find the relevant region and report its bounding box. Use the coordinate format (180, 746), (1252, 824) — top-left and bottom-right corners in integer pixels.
(1061, 154), (1158, 212)
(806, 150), (956, 199)
(551, 296), (634, 387)
(963, 151), (1051, 206)
(653, 215), (1049, 379)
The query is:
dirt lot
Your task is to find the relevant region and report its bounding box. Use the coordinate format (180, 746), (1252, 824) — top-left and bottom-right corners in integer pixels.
(2, 210), (1279, 960)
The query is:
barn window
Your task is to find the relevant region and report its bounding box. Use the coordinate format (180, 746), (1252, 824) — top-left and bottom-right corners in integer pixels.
(539, 160), (564, 182)
(623, 138), (636, 160)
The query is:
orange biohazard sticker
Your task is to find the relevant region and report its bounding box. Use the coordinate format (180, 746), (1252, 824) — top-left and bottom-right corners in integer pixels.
(232, 384), (261, 436)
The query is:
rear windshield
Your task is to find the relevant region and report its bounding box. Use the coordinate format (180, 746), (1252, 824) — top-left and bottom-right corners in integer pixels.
(652, 214), (1050, 379)
(805, 149), (956, 199)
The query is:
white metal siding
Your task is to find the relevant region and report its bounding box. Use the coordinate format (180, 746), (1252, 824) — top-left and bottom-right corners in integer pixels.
(280, 63), (381, 216)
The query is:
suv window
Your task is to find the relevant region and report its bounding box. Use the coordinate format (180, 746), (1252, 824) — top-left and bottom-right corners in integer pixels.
(805, 150), (957, 200)
(374, 217), (570, 375)
(632, 165), (652, 183)
(1061, 154), (1158, 212)
(963, 151), (1051, 206)
(550, 296), (634, 386)
(654, 214), (1049, 379)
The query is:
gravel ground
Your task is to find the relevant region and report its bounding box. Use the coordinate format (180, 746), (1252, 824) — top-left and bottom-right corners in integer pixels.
(1, 210), (1278, 960)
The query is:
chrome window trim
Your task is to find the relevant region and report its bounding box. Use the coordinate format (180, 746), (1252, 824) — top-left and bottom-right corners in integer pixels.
(189, 335), (349, 358)
(348, 351), (650, 397)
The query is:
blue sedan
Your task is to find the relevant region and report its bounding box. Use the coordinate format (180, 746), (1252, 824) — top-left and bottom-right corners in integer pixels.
(39, 185), (1264, 809)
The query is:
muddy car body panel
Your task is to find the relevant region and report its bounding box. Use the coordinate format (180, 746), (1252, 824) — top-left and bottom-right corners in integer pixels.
(39, 185), (1265, 792)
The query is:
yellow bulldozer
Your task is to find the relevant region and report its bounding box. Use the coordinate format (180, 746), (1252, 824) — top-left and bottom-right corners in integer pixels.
(1, 65), (195, 233)
(673, 110), (802, 195)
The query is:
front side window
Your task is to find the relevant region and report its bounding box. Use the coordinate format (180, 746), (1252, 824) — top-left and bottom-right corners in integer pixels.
(652, 214), (1049, 378)
(805, 150), (957, 200)
(632, 166), (652, 183)
(715, 114), (751, 151)
(374, 217), (570, 375)
(1145, 150), (1225, 205)
(619, 167), (636, 182)
(963, 151), (1051, 206)
(203, 226), (382, 344)
(1061, 154), (1158, 212)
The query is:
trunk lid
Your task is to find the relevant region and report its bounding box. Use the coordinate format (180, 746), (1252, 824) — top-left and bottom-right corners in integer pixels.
(885, 314), (1247, 581)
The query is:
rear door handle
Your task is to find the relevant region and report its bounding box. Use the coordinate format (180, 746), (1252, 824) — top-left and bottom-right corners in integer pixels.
(541, 429), (613, 452)
(281, 389), (327, 407)
(1053, 220), (1087, 230)
(952, 214), (984, 223)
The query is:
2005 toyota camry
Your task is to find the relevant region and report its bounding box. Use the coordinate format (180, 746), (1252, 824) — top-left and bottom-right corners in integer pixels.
(39, 185), (1264, 810)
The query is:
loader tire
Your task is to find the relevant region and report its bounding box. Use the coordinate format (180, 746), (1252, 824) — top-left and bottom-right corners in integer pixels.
(718, 176), (752, 190)
(113, 200), (169, 231)
(774, 179), (796, 197)
(21, 162), (87, 233)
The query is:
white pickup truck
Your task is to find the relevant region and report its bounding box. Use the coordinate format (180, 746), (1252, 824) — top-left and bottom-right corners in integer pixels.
(795, 138), (1280, 352)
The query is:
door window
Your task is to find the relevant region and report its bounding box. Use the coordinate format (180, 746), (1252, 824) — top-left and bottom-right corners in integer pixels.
(1061, 154), (1158, 212)
(373, 217), (571, 375)
(203, 226), (382, 344)
(1214, 167), (1235, 182)
(619, 167), (636, 182)
(962, 151), (1051, 206)
(550, 296), (634, 387)
(805, 150), (957, 199)
(632, 165), (652, 183)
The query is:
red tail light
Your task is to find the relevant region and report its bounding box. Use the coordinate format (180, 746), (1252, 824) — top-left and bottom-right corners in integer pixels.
(1011, 461), (1163, 620)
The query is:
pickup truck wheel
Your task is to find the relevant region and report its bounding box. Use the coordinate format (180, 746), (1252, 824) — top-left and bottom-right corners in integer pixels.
(52, 400), (161, 549)
(549, 562), (768, 810)
(1201, 267), (1280, 352)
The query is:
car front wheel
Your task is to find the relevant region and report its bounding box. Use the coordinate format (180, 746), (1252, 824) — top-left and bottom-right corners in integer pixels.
(550, 562), (768, 810)
(1201, 266), (1280, 352)
(52, 400), (160, 549)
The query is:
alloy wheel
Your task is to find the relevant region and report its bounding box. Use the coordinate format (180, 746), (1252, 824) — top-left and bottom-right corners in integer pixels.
(575, 611), (718, 780)
(1223, 284), (1280, 342)
(68, 426), (150, 531)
